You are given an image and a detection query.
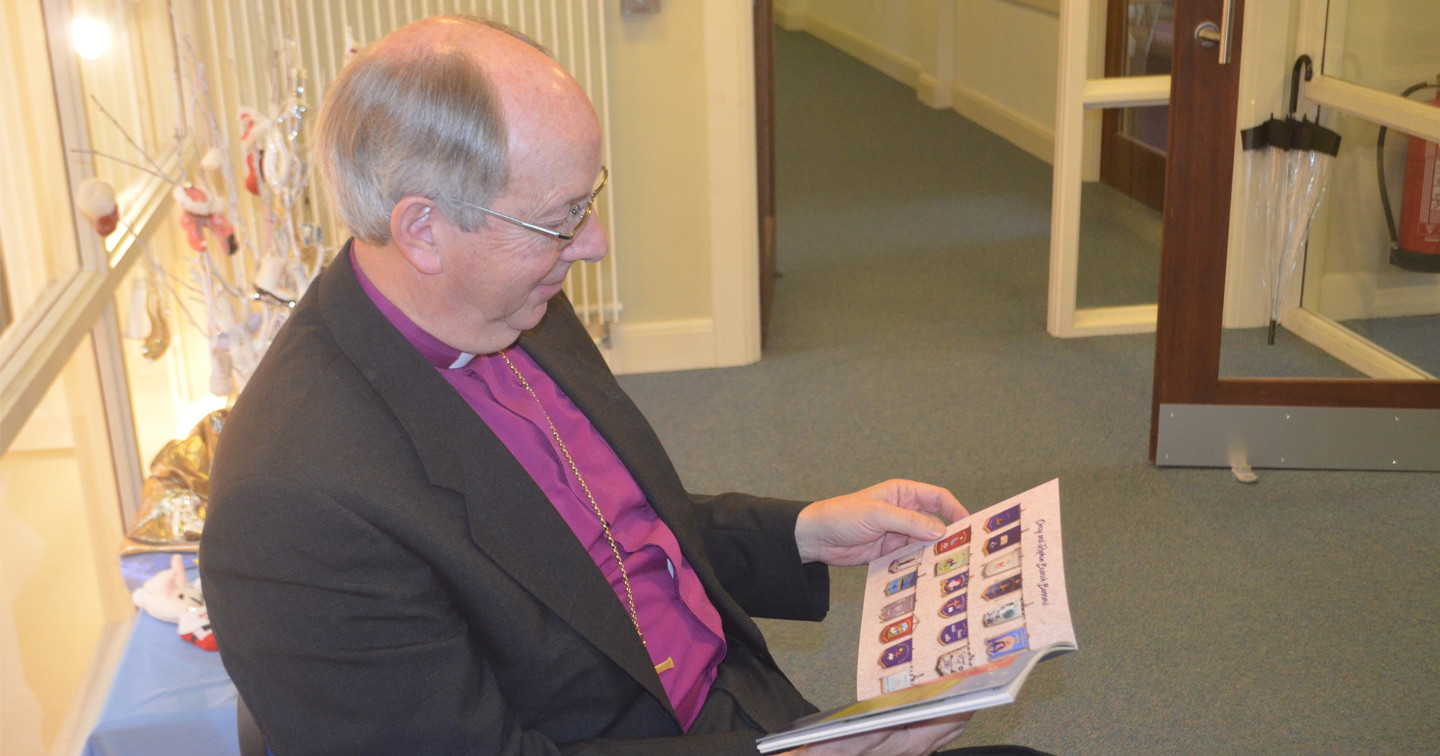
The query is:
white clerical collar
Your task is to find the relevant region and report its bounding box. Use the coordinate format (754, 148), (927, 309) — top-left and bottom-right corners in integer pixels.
(449, 352), (477, 370)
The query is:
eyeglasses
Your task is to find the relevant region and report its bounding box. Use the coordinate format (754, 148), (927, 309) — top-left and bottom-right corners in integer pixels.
(451, 166), (608, 243)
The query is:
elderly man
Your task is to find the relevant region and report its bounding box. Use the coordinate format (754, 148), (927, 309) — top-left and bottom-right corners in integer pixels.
(202, 16), (1003, 755)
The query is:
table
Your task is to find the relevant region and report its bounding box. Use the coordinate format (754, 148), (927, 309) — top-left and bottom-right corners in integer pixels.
(81, 553), (239, 756)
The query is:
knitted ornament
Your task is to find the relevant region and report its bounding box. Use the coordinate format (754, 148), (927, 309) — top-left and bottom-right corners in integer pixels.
(132, 554), (203, 623)
(131, 554), (218, 652)
(177, 606), (218, 651)
(173, 184), (237, 253)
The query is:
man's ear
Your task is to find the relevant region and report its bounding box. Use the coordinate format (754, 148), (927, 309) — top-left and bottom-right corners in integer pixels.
(390, 197), (443, 275)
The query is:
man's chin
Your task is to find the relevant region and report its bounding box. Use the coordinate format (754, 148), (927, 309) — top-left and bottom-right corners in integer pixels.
(512, 299), (551, 332)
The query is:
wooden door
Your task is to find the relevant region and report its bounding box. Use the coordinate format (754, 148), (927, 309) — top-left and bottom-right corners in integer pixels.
(1100, 0), (1173, 212)
(1150, 0), (1440, 469)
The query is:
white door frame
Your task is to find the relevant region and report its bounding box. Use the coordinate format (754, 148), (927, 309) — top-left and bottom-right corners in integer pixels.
(1048, 0), (1169, 337)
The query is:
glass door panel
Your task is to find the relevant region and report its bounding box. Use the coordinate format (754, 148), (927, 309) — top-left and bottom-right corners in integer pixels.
(0, 2), (81, 346)
(1220, 107), (1439, 380)
(1212, 0), (1439, 382)
(71, 0), (181, 228)
(1320, 0), (1440, 93)
(1304, 0), (1440, 377)
(1303, 109), (1439, 377)
(1077, 106), (1166, 310)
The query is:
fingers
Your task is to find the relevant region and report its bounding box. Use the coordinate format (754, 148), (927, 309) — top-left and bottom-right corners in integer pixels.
(870, 479), (968, 523)
(795, 480), (967, 566)
(871, 502), (946, 542)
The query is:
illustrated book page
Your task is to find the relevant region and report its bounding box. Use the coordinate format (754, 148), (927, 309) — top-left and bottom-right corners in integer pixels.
(757, 478), (1075, 753)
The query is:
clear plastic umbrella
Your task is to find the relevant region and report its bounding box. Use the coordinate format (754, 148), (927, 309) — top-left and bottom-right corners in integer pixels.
(1240, 57), (1342, 344)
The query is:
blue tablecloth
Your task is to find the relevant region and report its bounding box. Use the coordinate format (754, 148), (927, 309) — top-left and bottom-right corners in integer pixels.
(82, 553), (239, 756)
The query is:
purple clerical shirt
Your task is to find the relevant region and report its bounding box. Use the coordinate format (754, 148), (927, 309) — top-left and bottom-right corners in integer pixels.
(353, 256), (725, 730)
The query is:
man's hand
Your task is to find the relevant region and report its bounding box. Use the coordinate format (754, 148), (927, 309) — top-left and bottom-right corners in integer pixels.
(780, 711), (971, 756)
(795, 480), (967, 566)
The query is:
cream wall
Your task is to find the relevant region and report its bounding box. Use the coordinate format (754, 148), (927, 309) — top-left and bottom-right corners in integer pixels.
(603, 2), (762, 373)
(952, 0), (1059, 162)
(605, 5), (713, 325)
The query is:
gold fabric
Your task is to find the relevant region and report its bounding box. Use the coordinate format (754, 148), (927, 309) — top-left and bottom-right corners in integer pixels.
(125, 409), (227, 549)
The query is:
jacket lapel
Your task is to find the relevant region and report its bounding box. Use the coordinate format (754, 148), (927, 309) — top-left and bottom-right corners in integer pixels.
(317, 247), (672, 719)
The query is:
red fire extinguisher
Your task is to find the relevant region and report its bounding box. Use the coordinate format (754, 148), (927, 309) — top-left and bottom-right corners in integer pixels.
(1379, 78), (1440, 272)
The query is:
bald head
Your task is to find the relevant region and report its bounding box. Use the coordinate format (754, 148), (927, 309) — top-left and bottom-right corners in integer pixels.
(315, 16), (596, 245)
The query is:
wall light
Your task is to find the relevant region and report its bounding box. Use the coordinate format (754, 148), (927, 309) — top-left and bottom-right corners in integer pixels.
(72, 17), (111, 60)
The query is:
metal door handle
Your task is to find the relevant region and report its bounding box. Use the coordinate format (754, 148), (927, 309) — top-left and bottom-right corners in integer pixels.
(1194, 0), (1236, 64)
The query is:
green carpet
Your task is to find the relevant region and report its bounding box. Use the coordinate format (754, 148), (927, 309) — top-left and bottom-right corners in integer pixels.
(616, 28), (1439, 755)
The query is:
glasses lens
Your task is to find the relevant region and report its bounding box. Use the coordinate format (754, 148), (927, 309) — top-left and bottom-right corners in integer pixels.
(564, 207), (592, 239)
(559, 169), (607, 239)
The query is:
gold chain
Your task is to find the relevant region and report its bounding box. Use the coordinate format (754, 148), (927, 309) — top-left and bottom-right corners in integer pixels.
(499, 350), (646, 646)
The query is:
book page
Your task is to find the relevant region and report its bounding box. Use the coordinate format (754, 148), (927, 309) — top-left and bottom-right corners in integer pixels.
(855, 479), (1073, 700)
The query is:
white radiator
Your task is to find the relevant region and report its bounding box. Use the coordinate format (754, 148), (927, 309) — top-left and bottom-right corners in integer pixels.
(178, 0), (621, 337)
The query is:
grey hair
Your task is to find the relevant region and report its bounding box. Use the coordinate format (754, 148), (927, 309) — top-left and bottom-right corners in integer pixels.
(315, 17), (547, 244)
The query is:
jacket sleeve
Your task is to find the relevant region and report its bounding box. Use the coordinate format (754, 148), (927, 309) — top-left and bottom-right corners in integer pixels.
(687, 493), (830, 623)
(201, 477), (771, 756)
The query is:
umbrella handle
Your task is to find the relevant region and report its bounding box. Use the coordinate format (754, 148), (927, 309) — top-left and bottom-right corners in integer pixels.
(1289, 55), (1313, 117)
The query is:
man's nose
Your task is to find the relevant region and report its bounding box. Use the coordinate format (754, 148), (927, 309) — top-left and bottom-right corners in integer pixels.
(562, 218), (608, 263)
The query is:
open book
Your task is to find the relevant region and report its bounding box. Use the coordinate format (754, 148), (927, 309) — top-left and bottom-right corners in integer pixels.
(757, 479), (1076, 753)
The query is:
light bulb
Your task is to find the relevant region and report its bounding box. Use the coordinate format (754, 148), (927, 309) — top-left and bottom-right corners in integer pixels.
(72, 17), (111, 60)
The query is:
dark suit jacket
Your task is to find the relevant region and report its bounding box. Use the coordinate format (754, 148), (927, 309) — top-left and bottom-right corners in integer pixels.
(200, 246), (829, 755)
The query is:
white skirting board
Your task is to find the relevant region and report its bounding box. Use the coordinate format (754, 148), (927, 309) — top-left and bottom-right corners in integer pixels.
(602, 318), (733, 376)
(1316, 271), (1440, 322)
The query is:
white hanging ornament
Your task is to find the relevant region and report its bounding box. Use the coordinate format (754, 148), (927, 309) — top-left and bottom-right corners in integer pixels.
(254, 255), (286, 291)
(209, 335), (235, 396)
(260, 136), (292, 190)
(201, 147), (228, 195)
